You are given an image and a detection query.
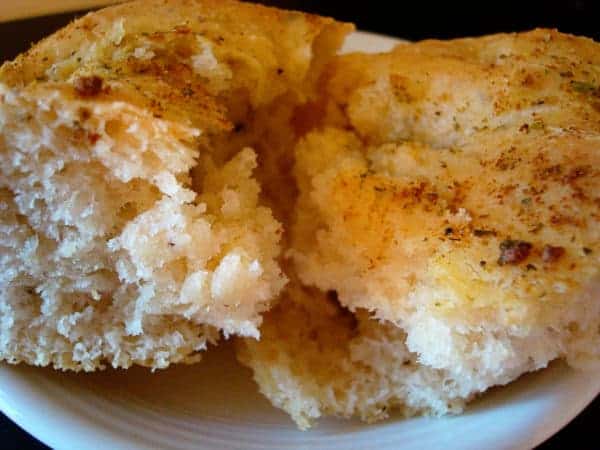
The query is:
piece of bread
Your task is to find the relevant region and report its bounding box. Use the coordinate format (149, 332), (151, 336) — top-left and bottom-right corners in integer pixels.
(238, 30), (600, 428)
(237, 278), (469, 430)
(0, 0), (351, 371)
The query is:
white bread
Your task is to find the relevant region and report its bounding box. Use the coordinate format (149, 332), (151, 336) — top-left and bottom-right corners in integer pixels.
(238, 30), (600, 428)
(0, 0), (351, 371)
(237, 279), (469, 430)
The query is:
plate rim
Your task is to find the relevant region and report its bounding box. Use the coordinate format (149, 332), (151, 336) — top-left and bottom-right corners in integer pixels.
(1, 349), (599, 450)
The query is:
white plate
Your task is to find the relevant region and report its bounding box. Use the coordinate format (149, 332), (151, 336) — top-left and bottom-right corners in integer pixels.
(0, 3), (599, 449)
(0, 340), (599, 450)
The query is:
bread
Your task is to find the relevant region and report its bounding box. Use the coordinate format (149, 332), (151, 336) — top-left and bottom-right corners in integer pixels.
(237, 278), (469, 430)
(0, 0), (351, 371)
(2, 2), (597, 429)
(238, 30), (600, 428)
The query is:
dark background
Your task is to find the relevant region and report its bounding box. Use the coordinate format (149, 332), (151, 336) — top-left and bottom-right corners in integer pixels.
(0, 1), (598, 448)
(1, 0), (600, 59)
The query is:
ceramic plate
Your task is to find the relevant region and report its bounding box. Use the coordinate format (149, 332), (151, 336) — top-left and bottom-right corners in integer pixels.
(0, 3), (598, 449)
(0, 339), (599, 450)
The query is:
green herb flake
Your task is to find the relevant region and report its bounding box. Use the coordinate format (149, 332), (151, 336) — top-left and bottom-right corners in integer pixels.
(571, 80), (597, 93)
(530, 120), (545, 130)
(452, 116), (461, 131)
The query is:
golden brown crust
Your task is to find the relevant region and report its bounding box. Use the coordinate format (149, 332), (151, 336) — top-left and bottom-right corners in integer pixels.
(0, 0), (352, 132)
(324, 29), (600, 145)
(294, 29), (600, 327)
(1, 0), (348, 85)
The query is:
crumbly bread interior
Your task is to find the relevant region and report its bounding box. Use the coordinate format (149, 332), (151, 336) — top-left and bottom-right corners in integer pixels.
(0, 0), (351, 370)
(237, 29), (600, 428)
(237, 279), (470, 430)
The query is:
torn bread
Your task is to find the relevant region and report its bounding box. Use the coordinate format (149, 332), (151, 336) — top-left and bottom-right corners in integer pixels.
(239, 30), (600, 428)
(237, 279), (469, 430)
(0, 0), (351, 371)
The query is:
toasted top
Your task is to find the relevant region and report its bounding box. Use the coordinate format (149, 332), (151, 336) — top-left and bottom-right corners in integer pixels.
(293, 30), (600, 328)
(1, 0), (351, 132)
(324, 29), (600, 147)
